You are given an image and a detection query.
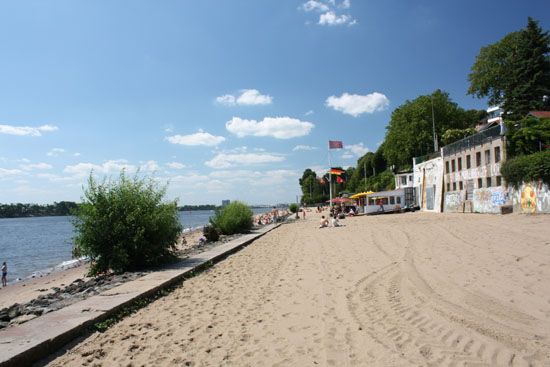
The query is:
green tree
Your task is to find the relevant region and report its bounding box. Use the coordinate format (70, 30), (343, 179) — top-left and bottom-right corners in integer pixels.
(468, 17), (550, 118)
(506, 116), (550, 156)
(383, 90), (480, 170)
(441, 128), (477, 146)
(73, 172), (182, 275)
(299, 168), (328, 204)
(210, 201), (253, 235)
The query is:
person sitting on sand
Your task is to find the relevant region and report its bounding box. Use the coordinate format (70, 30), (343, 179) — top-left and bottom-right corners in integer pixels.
(348, 207), (355, 216)
(332, 214), (340, 227)
(319, 216), (329, 228)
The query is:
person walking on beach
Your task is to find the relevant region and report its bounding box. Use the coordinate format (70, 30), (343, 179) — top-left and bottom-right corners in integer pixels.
(1, 262), (7, 287)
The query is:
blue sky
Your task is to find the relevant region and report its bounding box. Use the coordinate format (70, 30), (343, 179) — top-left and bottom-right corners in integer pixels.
(0, 0), (548, 205)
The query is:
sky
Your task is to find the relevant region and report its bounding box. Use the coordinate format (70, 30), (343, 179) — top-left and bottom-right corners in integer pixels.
(0, 0), (548, 205)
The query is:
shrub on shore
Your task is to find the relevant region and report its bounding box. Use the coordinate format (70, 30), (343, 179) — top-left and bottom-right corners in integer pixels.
(203, 224), (220, 242)
(72, 172), (182, 275)
(289, 203), (298, 213)
(210, 201), (253, 235)
(501, 150), (550, 188)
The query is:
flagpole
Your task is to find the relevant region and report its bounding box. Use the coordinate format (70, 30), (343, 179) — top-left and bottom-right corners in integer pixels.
(328, 147), (332, 210)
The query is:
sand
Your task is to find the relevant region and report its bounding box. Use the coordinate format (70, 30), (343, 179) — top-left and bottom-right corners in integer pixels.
(45, 212), (550, 366)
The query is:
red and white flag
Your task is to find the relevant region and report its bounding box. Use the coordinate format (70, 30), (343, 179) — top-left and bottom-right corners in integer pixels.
(328, 140), (343, 149)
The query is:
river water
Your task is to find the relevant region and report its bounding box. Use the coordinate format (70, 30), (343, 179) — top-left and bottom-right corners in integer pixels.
(0, 208), (269, 283)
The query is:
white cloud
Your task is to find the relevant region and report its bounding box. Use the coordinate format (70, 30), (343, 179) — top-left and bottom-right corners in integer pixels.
(216, 89), (272, 106)
(205, 153), (285, 169)
(215, 94), (236, 106)
(64, 160), (136, 177)
(20, 162), (53, 171)
(47, 148), (66, 157)
(236, 89), (273, 105)
(140, 160), (159, 172)
(0, 167), (24, 178)
(74, 152), (81, 157)
(226, 117), (314, 139)
(166, 130), (225, 146)
(293, 145), (318, 151)
(304, 110), (314, 116)
(343, 142), (369, 158)
(325, 92), (389, 117)
(166, 162), (187, 169)
(319, 11), (354, 26)
(339, 0), (351, 9)
(0, 124), (58, 137)
(301, 0), (330, 12)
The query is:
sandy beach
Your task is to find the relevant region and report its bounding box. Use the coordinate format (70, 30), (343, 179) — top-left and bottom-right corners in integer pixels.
(44, 212), (550, 366)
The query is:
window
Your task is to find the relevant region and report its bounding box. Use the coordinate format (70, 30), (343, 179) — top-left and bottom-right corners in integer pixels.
(495, 146), (501, 163)
(478, 178), (483, 188)
(451, 160), (456, 172)
(459, 181), (463, 190)
(368, 198), (375, 205)
(408, 175), (412, 182)
(485, 149), (491, 165)
(381, 198), (389, 205)
(445, 161), (450, 173)
(476, 152), (481, 167)
(400, 176), (407, 185)
(496, 176), (502, 186)
(390, 196), (395, 205)
(452, 182), (456, 191)
(447, 183), (451, 191)
(466, 155), (471, 169)
(457, 157), (462, 171)
(486, 177), (492, 187)
(396, 196), (401, 204)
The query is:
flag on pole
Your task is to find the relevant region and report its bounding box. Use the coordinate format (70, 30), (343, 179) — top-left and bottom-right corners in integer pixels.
(328, 168), (345, 175)
(337, 176), (344, 183)
(328, 140), (343, 149)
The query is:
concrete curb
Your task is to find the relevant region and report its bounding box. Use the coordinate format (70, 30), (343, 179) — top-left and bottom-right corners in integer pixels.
(0, 224), (280, 367)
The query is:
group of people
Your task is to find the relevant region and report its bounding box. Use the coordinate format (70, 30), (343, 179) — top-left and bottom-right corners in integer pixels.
(255, 207), (289, 226)
(318, 213), (342, 228)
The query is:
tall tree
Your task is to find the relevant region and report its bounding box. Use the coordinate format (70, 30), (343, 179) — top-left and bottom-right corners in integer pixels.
(468, 17), (550, 118)
(382, 90), (480, 170)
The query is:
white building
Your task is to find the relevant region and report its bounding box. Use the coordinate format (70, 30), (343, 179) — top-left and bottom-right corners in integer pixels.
(395, 171), (414, 189)
(413, 154), (444, 212)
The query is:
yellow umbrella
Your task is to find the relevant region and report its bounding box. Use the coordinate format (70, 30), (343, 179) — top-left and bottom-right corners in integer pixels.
(350, 191), (374, 199)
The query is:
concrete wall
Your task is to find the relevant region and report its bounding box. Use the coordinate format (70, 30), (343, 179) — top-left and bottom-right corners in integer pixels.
(444, 191), (465, 212)
(512, 181), (550, 214)
(472, 187), (509, 214)
(413, 157), (444, 212)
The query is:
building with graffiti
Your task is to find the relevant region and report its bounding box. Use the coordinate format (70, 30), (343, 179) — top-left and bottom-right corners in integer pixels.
(412, 153), (444, 212)
(441, 124), (508, 213)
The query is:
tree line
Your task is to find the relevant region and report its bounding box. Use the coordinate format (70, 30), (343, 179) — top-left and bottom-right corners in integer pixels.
(299, 17), (549, 204)
(0, 201), (78, 218)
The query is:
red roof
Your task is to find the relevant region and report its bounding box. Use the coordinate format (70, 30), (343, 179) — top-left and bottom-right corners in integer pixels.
(529, 111), (550, 118)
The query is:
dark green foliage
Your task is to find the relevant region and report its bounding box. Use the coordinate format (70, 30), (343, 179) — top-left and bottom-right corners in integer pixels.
(178, 204), (217, 211)
(209, 201), (253, 235)
(506, 117), (550, 157)
(299, 169), (329, 204)
(468, 17), (550, 118)
(441, 128), (478, 146)
(383, 90), (483, 170)
(0, 201), (78, 218)
(73, 172), (182, 275)
(202, 224), (220, 242)
(501, 151), (550, 188)
(288, 203), (299, 213)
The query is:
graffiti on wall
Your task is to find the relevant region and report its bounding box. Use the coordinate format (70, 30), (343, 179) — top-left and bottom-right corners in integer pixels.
(444, 191), (464, 212)
(513, 181), (550, 214)
(473, 187), (509, 214)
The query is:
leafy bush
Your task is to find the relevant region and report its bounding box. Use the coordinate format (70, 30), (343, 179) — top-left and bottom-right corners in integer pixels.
(289, 203), (299, 213)
(209, 201), (253, 235)
(501, 150), (550, 188)
(73, 172), (182, 275)
(505, 117), (550, 157)
(202, 224), (220, 242)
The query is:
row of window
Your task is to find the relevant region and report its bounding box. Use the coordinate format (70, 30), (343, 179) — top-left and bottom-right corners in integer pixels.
(446, 176), (502, 191)
(367, 196), (401, 206)
(445, 146), (501, 173)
